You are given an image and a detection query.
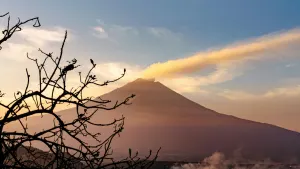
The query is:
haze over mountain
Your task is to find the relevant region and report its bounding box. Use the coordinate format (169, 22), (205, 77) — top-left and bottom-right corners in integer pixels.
(7, 78), (300, 163)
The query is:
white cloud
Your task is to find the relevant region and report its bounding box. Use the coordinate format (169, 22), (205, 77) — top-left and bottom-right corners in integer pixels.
(285, 63), (296, 68)
(218, 90), (258, 100)
(94, 27), (105, 33)
(0, 26), (72, 62)
(60, 62), (144, 97)
(218, 85), (300, 100)
(0, 42), (36, 62)
(93, 62), (142, 82)
(92, 20), (139, 40)
(18, 26), (70, 47)
(92, 20), (182, 43)
(264, 85), (300, 98)
(93, 26), (109, 39)
(109, 25), (139, 36)
(147, 27), (182, 42)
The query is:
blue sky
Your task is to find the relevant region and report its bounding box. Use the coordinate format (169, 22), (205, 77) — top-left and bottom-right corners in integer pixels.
(1, 1), (300, 131)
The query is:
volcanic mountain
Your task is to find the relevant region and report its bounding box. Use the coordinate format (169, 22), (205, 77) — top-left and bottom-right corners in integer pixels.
(96, 78), (300, 162)
(8, 78), (300, 163)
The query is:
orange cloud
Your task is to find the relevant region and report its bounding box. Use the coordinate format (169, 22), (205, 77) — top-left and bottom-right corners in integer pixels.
(142, 28), (300, 79)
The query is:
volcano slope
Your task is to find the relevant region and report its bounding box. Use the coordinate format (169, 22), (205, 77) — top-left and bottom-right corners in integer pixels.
(7, 78), (300, 163)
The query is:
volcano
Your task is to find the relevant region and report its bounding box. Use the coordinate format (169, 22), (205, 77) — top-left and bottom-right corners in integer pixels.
(11, 78), (300, 163)
(96, 78), (300, 162)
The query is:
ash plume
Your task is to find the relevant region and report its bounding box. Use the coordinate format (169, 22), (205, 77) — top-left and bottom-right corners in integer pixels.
(142, 28), (300, 79)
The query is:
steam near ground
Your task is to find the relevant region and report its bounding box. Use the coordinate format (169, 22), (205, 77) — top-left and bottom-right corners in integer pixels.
(170, 152), (295, 169)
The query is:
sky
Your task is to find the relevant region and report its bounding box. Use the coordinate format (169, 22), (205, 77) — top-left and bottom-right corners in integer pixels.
(0, 1), (300, 131)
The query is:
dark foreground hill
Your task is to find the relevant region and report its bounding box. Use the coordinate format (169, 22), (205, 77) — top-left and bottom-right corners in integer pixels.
(7, 78), (300, 163)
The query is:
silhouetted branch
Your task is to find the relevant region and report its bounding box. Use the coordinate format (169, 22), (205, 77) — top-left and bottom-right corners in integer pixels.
(0, 12), (40, 50)
(0, 12), (160, 168)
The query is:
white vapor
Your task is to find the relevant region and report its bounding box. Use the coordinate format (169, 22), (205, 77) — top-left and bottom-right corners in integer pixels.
(171, 152), (287, 169)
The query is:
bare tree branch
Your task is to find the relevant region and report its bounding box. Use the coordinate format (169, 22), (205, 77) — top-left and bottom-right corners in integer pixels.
(0, 12), (40, 50)
(0, 12), (160, 169)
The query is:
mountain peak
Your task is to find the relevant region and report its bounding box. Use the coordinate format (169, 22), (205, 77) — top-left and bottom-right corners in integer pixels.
(121, 78), (161, 90)
(106, 77), (213, 115)
(132, 78), (156, 83)
(121, 77), (175, 92)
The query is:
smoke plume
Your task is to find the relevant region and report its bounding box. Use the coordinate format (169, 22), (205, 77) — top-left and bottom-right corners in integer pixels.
(170, 152), (286, 169)
(142, 28), (300, 79)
